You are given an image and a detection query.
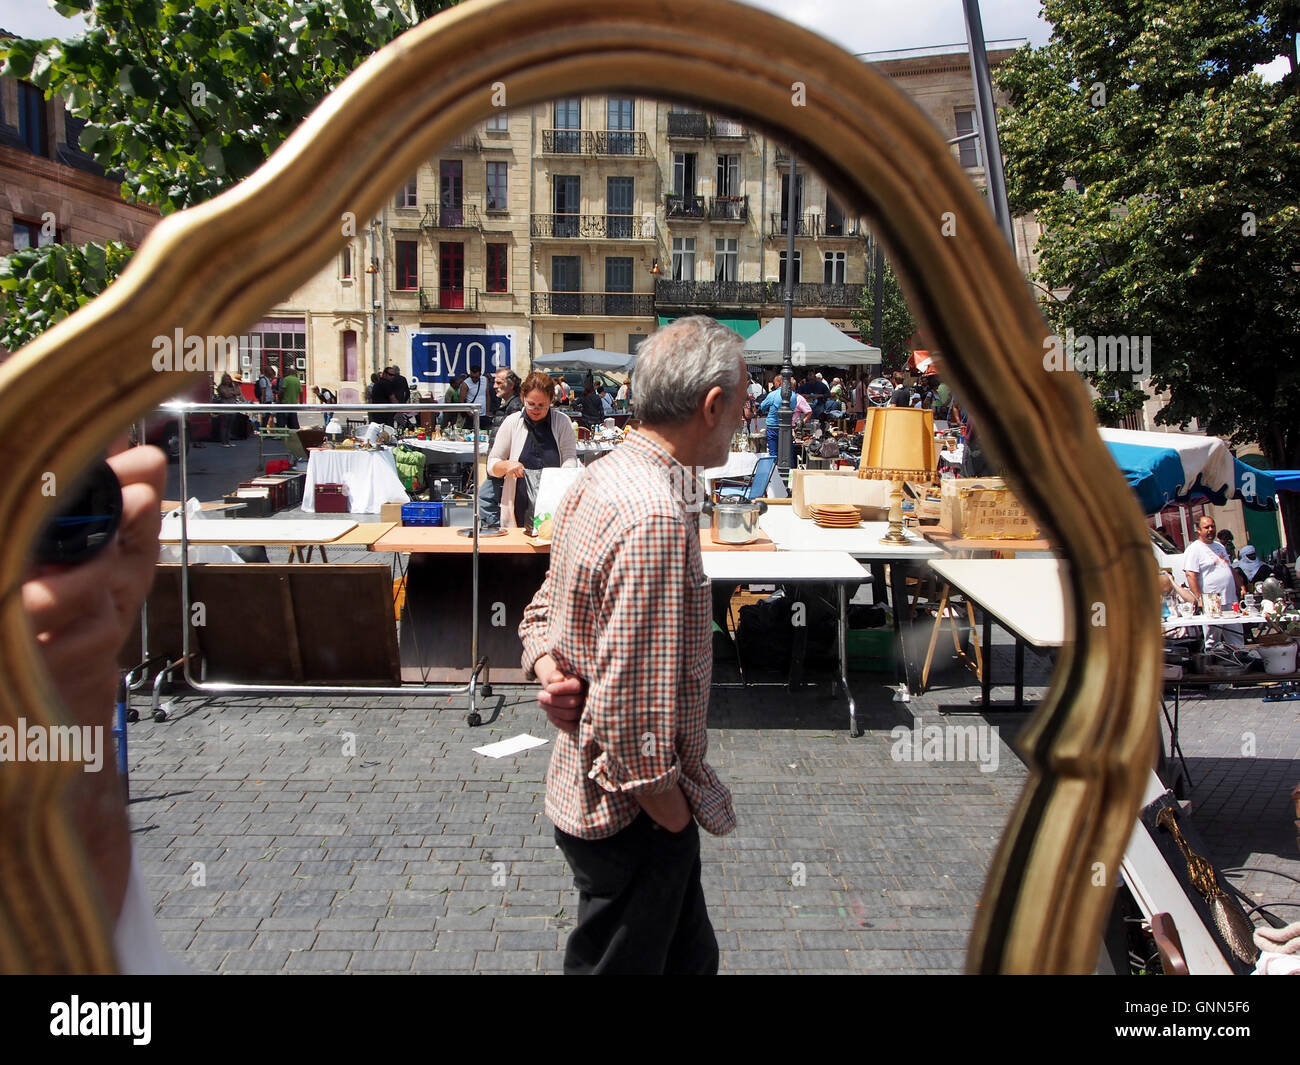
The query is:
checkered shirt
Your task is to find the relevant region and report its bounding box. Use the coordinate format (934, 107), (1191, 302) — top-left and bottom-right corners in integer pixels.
(518, 431), (736, 840)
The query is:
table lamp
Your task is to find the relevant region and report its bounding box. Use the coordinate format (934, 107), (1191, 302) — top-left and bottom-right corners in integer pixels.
(858, 406), (935, 543)
(325, 417), (343, 448)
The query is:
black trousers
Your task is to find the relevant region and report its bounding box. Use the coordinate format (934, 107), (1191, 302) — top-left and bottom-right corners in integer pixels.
(553, 812), (718, 975)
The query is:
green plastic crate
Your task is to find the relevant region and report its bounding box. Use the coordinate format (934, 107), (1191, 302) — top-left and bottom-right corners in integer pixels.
(847, 628), (894, 672)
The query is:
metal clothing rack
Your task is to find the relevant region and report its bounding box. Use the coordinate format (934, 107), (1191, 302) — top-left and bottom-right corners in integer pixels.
(145, 399), (493, 726)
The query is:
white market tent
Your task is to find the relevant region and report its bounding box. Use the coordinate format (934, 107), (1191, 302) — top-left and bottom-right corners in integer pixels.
(532, 348), (637, 373)
(743, 317), (882, 367)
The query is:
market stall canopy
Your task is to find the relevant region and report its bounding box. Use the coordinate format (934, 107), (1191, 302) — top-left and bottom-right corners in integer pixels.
(532, 348), (636, 373)
(1099, 428), (1278, 513)
(908, 349), (938, 375)
(743, 317), (882, 367)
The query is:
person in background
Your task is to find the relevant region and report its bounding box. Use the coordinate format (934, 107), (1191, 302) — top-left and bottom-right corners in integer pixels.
(487, 371), (580, 529)
(216, 372), (241, 447)
(1184, 515), (1245, 645)
(460, 365), (491, 425)
(369, 365), (396, 426)
(616, 379), (630, 412)
(1234, 545), (1272, 588)
(441, 374), (465, 428)
(933, 379), (952, 421)
(278, 367), (302, 429)
(256, 367), (277, 427)
(889, 372), (914, 408)
(758, 375), (811, 457)
(599, 383), (616, 418)
(580, 381), (604, 428)
(518, 315), (743, 974)
(478, 368), (524, 526)
(365, 371), (381, 404)
(385, 365), (410, 429)
(312, 384), (337, 429)
(1216, 528), (1236, 561)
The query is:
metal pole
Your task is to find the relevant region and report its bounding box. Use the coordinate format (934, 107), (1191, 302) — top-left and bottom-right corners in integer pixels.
(777, 152), (797, 479)
(962, 0), (1014, 247)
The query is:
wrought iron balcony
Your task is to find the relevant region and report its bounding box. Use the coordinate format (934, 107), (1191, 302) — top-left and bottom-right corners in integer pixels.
(822, 217), (866, 239)
(421, 203), (482, 229)
(531, 291), (656, 316)
(654, 279), (865, 309)
(709, 195), (749, 222)
(666, 111), (709, 138)
(593, 130), (648, 156)
(419, 287), (480, 312)
(665, 194), (706, 220)
(767, 212), (818, 238)
(531, 213), (656, 240)
(443, 131), (481, 151)
(542, 128), (587, 154)
(712, 118), (748, 138)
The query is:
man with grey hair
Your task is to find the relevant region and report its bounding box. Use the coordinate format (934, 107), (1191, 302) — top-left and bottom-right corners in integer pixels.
(518, 315), (745, 974)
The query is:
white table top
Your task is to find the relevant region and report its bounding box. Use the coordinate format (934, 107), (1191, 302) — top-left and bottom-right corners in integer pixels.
(759, 508), (943, 560)
(160, 518), (357, 545)
(1163, 612), (1261, 630)
(929, 557), (1067, 648)
(701, 550), (868, 583)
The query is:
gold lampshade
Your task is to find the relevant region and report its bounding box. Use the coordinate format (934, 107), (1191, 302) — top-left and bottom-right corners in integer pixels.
(858, 406), (935, 480)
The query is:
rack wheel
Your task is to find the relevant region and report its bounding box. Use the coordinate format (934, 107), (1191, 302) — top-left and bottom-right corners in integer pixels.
(466, 712), (482, 727)
(850, 723), (863, 738)
(127, 708), (139, 723)
(153, 708), (169, 723)
(481, 685), (493, 697)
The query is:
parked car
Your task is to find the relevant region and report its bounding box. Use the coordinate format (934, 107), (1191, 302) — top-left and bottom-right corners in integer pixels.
(130, 377), (216, 460)
(551, 370), (624, 401)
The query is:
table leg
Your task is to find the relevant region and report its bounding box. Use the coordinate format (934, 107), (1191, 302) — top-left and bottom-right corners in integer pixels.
(967, 599), (984, 682)
(889, 562), (917, 693)
(921, 583), (952, 692)
(981, 609), (992, 706)
(1014, 638), (1025, 709)
(318, 546), (328, 563)
(839, 583), (859, 737)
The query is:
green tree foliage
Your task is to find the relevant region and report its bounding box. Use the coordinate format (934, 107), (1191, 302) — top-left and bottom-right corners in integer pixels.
(0, 0), (458, 353)
(850, 255), (917, 375)
(0, 241), (133, 351)
(995, 0), (1300, 496)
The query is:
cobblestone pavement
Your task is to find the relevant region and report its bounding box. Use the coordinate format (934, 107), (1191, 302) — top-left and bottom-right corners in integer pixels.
(124, 639), (1300, 974)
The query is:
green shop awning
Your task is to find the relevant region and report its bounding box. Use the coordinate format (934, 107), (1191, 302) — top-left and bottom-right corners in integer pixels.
(657, 315), (760, 339)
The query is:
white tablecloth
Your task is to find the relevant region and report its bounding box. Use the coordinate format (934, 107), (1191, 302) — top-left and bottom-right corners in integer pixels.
(302, 449), (409, 514)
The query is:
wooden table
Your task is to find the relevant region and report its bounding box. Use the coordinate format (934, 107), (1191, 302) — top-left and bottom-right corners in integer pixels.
(923, 529), (1055, 555)
(159, 517), (358, 562)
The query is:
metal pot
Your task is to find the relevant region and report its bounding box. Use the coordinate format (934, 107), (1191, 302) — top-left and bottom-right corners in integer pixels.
(703, 498), (767, 545)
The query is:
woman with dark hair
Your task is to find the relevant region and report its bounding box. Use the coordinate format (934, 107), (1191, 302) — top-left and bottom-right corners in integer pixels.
(487, 370), (580, 528)
(580, 380), (604, 428)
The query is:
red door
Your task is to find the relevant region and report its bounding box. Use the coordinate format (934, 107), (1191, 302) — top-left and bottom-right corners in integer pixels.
(440, 242), (464, 309)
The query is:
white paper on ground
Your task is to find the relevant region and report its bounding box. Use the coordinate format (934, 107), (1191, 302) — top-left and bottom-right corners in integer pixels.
(472, 733), (549, 758)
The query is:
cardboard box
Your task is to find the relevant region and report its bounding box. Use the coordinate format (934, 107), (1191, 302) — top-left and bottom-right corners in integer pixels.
(801, 473), (891, 520)
(938, 477), (1039, 538)
(790, 467), (859, 518)
(381, 502), (405, 524)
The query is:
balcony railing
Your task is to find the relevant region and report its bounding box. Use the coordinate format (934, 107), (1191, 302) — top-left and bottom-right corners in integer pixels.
(665, 194), (706, 220)
(443, 132), (481, 151)
(666, 111), (709, 138)
(709, 195), (749, 222)
(773, 145), (802, 166)
(421, 203), (482, 229)
(654, 279), (865, 309)
(419, 287), (480, 312)
(593, 130), (648, 156)
(822, 217), (866, 238)
(531, 291), (656, 316)
(531, 213), (656, 240)
(767, 212), (818, 237)
(540, 129), (649, 156)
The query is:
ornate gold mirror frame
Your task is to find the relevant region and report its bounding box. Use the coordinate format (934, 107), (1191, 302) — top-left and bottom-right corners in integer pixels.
(0, 0), (1160, 973)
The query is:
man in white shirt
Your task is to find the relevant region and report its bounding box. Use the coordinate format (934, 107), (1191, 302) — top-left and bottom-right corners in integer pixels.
(1184, 514), (1245, 646)
(461, 365), (490, 420)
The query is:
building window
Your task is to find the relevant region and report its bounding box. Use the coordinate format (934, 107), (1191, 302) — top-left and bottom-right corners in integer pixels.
(605, 256), (633, 314)
(395, 240), (418, 289)
(553, 174), (580, 237)
(824, 251), (846, 284)
(18, 83), (47, 156)
(628, 333), (647, 354)
(715, 238), (737, 282)
(552, 255), (582, 315)
(241, 322), (305, 381)
(825, 195), (847, 236)
(65, 111), (88, 153)
(778, 250), (802, 285)
(486, 161), (508, 211)
(553, 97), (581, 153)
(341, 245), (353, 279)
(486, 111), (508, 132)
(606, 176), (633, 238)
(955, 108), (981, 168)
(606, 97), (634, 154)
(440, 242), (465, 308)
(342, 329), (358, 381)
(716, 154), (740, 197)
(671, 237), (695, 281)
(486, 243), (508, 292)
(12, 217), (57, 250)
(397, 176), (418, 208)
(672, 152), (697, 196)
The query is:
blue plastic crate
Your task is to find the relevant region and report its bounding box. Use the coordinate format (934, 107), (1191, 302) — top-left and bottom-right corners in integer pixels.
(402, 501), (444, 527)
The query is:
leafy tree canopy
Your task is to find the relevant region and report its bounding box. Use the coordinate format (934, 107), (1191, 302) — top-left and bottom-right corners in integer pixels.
(850, 256), (917, 375)
(996, 0), (1300, 474)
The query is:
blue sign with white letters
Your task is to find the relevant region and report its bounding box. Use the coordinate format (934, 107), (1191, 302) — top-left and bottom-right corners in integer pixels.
(411, 330), (513, 385)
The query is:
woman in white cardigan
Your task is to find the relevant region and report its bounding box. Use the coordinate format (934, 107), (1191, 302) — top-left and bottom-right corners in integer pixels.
(486, 370), (581, 528)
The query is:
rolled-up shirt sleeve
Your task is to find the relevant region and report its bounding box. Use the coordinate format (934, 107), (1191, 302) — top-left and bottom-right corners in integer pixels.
(586, 514), (690, 797)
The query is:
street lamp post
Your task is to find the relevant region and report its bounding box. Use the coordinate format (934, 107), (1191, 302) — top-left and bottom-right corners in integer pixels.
(777, 150), (797, 480)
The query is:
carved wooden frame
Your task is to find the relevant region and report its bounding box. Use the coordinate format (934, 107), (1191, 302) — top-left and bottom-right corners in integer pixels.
(0, 0), (1160, 972)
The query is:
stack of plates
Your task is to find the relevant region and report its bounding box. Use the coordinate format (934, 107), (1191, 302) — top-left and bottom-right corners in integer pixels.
(810, 503), (861, 529)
